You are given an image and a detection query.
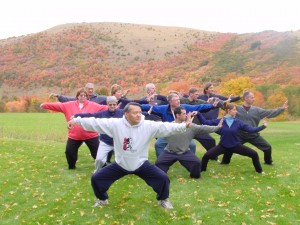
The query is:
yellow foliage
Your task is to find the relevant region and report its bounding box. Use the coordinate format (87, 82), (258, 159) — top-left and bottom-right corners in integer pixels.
(219, 76), (255, 98)
(266, 90), (287, 108)
(266, 90), (288, 121)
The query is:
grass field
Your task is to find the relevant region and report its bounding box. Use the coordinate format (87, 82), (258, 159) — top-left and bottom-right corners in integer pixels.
(0, 113), (299, 225)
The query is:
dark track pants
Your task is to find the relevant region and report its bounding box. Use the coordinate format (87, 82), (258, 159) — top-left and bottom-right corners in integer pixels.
(65, 137), (99, 169)
(222, 135), (272, 164)
(155, 150), (201, 178)
(201, 144), (263, 173)
(194, 133), (216, 151)
(91, 160), (170, 201)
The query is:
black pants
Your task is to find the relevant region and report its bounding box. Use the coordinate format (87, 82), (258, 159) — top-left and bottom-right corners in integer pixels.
(65, 137), (99, 169)
(201, 144), (263, 173)
(194, 133), (218, 160)
(91, 161), (170, 201)
(222, 135), (272, 164)
(155, 150), (201, 178)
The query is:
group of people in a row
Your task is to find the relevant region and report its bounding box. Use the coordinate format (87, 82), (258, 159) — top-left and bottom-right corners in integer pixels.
(41, 82), (288, 209)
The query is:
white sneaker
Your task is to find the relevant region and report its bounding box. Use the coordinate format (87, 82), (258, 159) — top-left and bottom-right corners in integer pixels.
(158, 198), (173, 209)
(93, 199), (108, 207)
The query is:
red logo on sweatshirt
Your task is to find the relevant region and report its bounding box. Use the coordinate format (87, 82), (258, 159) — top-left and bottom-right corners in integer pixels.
(123, 137), (132, 151)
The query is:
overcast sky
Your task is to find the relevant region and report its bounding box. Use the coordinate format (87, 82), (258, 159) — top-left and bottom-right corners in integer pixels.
(1, 0), (299, 39)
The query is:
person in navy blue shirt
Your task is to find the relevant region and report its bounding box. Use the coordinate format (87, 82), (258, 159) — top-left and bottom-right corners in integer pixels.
(198, 82), (241, 120)
(74, 96), (123, 171)
(141, 93), (217, 157)
(196, 102), (267, 175)
(196, 82), (241, 160)
(110, 84), (150, 109)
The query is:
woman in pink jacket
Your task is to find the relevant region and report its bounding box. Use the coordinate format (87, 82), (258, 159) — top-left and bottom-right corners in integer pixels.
(41, 88), (108, 169)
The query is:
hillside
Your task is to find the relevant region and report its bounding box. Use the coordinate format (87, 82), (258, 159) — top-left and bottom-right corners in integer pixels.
(0, 22), (300, 99)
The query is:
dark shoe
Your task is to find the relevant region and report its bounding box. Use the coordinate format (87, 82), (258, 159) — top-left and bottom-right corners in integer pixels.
(264, 162), (273, 166)
(68, 166), (76, 169)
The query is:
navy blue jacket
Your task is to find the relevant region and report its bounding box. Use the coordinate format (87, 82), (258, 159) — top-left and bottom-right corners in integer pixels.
(74, 109), (124, 145)
(117, 98), (148, 109)
(197, 113), (265, 148)
(58, 94), (107, 105)
(141, 103), (214, 122)
(198, 94), (241, 120)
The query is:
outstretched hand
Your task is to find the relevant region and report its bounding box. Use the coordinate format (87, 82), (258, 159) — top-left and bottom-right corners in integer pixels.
(213, 98), (220, 108)
(218, 118), (223, 128)
(147, 94), (158, 105)
(148, 106), (153, 114)
(49, 93), (58, 99)
(185, 112), (195, 128)
(262, 117), (268, 127)
(123, 89), (130, 97)
(67, 118), (76, 129)
(116, 102), (122, 109)
(224, 94), (233, 103)
(282, 100), (288, 109)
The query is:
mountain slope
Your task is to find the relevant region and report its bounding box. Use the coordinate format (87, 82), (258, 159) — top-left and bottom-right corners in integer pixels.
(0, 22), (299, 99)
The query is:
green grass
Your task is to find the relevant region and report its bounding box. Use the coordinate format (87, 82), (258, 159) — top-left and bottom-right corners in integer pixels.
(0, 113), (299, 225)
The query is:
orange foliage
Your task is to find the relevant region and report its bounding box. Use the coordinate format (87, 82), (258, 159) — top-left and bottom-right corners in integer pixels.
(4, 96), (48, 112)
(160, 81), (192, 95)
(194, 33), (235, 51)
(253, 91), (265, 107)
(5, 101), (25, 112)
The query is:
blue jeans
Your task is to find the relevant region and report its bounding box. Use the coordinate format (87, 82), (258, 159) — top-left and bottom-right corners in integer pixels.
(154, 137), (196, 158)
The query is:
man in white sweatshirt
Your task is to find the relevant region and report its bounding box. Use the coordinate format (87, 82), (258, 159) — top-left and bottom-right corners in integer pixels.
(68, 102), (193, 209)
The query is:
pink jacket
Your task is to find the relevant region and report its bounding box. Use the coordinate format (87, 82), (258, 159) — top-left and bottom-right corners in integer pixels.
(41, 100), (108, 140)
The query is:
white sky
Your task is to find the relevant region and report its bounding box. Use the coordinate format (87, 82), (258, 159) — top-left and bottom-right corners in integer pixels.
(1, 0), (299, 39)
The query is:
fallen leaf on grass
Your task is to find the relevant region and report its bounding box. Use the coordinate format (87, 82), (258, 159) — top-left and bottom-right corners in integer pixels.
(267, 208), (275, 213)
(177, 177), (186, 183)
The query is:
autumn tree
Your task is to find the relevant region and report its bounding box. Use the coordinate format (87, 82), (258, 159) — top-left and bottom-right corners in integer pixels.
(0, 101), (6, 112)
(5, 101), (25, 112)
(253, 90), (265, 108)
(266, 90), (288, 121)
(218, 76), (254, 99)
(160, 81), (194, 95)
(96, 87), (109, 96)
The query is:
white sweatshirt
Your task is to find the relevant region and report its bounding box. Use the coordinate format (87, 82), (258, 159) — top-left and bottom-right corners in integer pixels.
(74, 115), (187, 171)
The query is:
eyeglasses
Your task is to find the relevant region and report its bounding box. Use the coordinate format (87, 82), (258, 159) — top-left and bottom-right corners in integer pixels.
(79, 94), (87, 97)
(108, 103), (117, 106)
